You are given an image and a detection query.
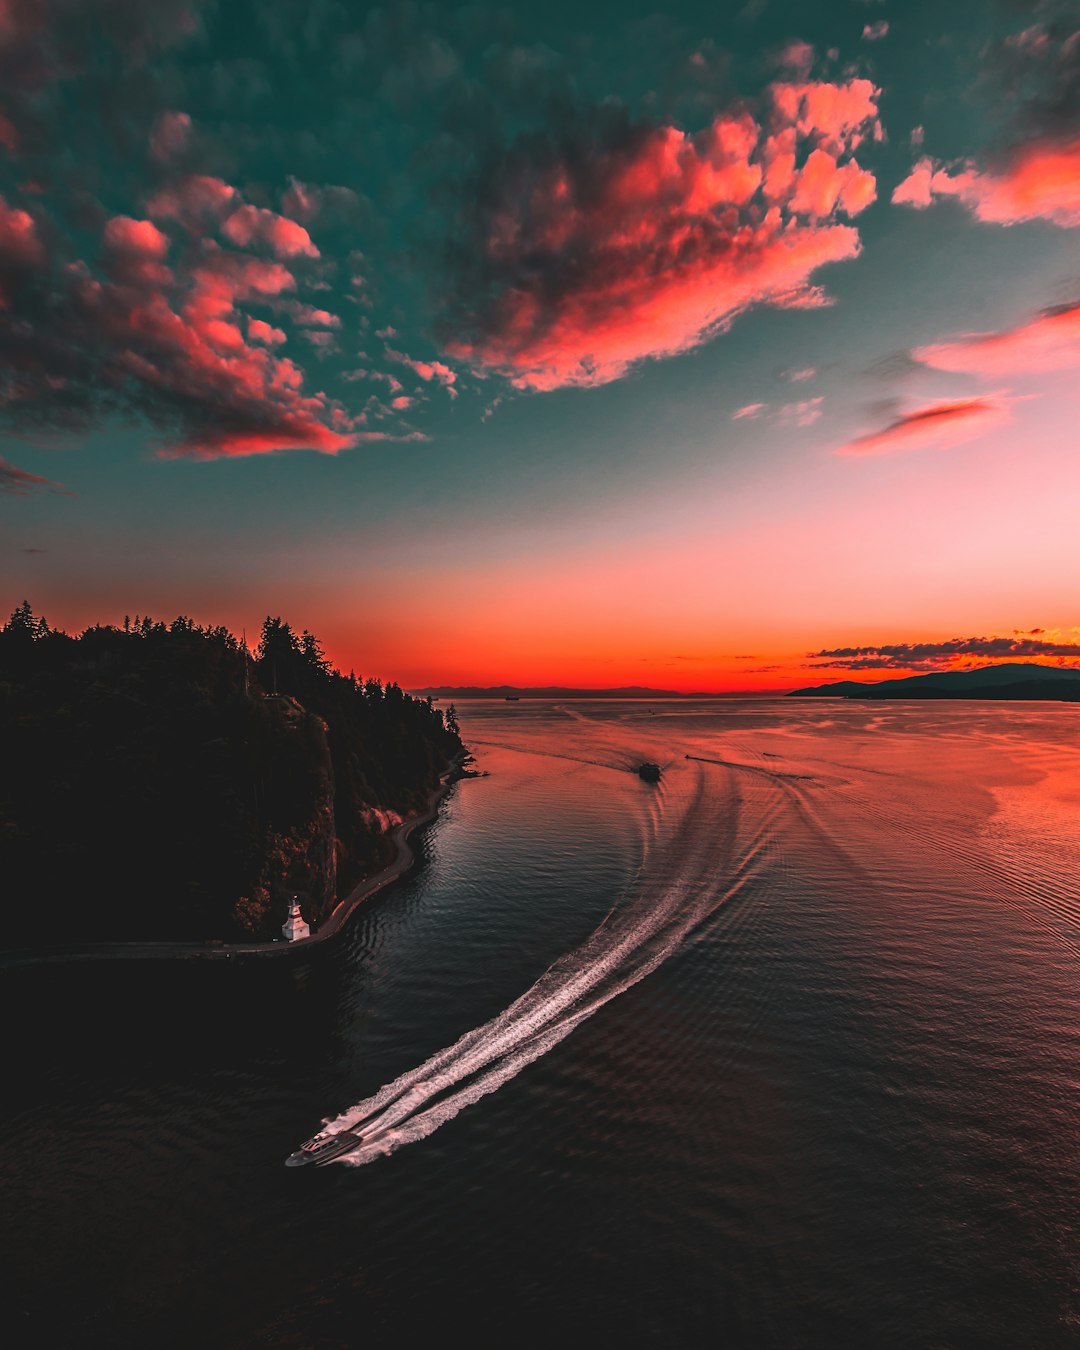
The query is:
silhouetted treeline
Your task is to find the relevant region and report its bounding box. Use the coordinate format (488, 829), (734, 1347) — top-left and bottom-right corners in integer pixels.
(0, 603), (461, 947)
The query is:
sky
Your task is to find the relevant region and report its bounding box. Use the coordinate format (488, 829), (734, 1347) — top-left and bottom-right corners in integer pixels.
(3, 0), (1080, 691)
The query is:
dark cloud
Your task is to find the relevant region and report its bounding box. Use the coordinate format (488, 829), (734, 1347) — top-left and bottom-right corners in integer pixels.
(807, 635), (1080, 671)
(982, 2), (1080, 145)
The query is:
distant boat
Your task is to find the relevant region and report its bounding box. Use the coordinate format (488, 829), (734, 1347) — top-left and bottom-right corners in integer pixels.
(637, 762), (661, 782)
(505, 695), (520, 701)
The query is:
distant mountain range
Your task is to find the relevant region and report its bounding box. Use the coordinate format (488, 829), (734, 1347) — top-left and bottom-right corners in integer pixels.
(411, 685), (688, 700)
(788, 662), (1080, 700)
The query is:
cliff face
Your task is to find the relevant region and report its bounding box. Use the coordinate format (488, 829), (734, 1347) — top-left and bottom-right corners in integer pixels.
(0, 609), (462, 949)
(232, 697), (338, 939)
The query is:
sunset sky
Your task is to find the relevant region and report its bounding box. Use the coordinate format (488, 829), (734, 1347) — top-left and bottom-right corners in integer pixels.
(3, 0), (1080, 691)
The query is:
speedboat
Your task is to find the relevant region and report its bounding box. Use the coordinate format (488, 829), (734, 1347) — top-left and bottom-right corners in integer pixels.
(637, 762), (661, 782)
(285, 1129), (366, 1167)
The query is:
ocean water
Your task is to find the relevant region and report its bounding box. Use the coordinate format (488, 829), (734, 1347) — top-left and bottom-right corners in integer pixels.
(3, 699), (1080, 1348)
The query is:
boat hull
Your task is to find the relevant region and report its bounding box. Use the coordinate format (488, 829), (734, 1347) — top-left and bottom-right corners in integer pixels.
(285, 1130), (366, 1167)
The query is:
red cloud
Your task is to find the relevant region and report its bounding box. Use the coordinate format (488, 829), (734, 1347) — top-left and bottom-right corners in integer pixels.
(221, 204), (319, 259)
(445, 81), (880, 391)
(893, 138), (1080, 227)
(915, 301), (1080, 376)
(837, 398), (1009, 456)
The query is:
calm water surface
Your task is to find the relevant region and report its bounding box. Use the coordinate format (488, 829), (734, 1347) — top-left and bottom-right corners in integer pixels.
(4, 700), (1080, 1348)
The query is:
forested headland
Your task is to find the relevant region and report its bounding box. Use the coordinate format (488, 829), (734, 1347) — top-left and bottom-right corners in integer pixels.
(0, 603), (462, 947)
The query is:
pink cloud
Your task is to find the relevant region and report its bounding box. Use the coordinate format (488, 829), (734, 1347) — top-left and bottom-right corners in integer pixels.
(248, 318), (287, 346)
(732, 402), (764, 420)
(343, 368), (403, 393)
(445, 80), (881, 391)
(354, 429), (430, 444)
(104, 216), (169, 259)
(300, 329), (337, 350)
(771, 283), (835, 309)
(862, 21), (889, 42)
(2, 224), (353, 457)
(775, 41), (815, 77)
(281, 177), (319, 222)
(914, 300), (1080, 376)
(0, 111), (17, 155)
(149, 110), (192, 163)
(778, 395), (824, 427)
(288, 303), (340, 327)
(220, 204), (319, 259)
(102, 215), (172, 288)
(769, 79), (883, 153)
(893, 138), (1080, 227)
(146, 174), (237, 228)
(837, 398), (1009, 456)
(0, 194), (44, 309)
(0, 194), (45, 268)
(386, 347), (458, 391)
(789, 148), (877, 217)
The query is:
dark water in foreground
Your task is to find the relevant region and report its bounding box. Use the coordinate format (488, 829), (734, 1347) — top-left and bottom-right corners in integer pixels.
(4, 700), (1080, 1348)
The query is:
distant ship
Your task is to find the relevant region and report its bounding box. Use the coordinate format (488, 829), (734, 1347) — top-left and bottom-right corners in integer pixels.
(637, 762), (661, 782)
(505, 695), (520, 701)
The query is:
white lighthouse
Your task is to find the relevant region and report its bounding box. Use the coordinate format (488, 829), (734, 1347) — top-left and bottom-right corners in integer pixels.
(282, 895), (310, 942)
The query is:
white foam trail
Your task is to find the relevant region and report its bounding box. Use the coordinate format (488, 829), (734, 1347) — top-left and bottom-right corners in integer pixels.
(342, 869), (761, 1165)
(305, 762), (770, 1166)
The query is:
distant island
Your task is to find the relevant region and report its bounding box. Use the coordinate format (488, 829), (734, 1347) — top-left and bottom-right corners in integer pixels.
(0, 603), (462, 949)
(412, 685), (731, 699)
(788, 662), (1080, 700)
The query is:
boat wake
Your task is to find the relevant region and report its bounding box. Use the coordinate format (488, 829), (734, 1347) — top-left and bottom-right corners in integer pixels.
(288, 759), (768, 1167)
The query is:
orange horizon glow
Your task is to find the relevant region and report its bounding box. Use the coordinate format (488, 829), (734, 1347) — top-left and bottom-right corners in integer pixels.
(14, 595), (1080, 696)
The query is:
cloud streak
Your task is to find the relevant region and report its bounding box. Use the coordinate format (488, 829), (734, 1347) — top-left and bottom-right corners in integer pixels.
(0, 456), (69, 495)
(915, 300), (1080, 376)
(837, 397), (1008, 456)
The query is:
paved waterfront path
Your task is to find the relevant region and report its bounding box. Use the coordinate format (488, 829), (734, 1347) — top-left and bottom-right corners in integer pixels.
(0, 772), (458, 970)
